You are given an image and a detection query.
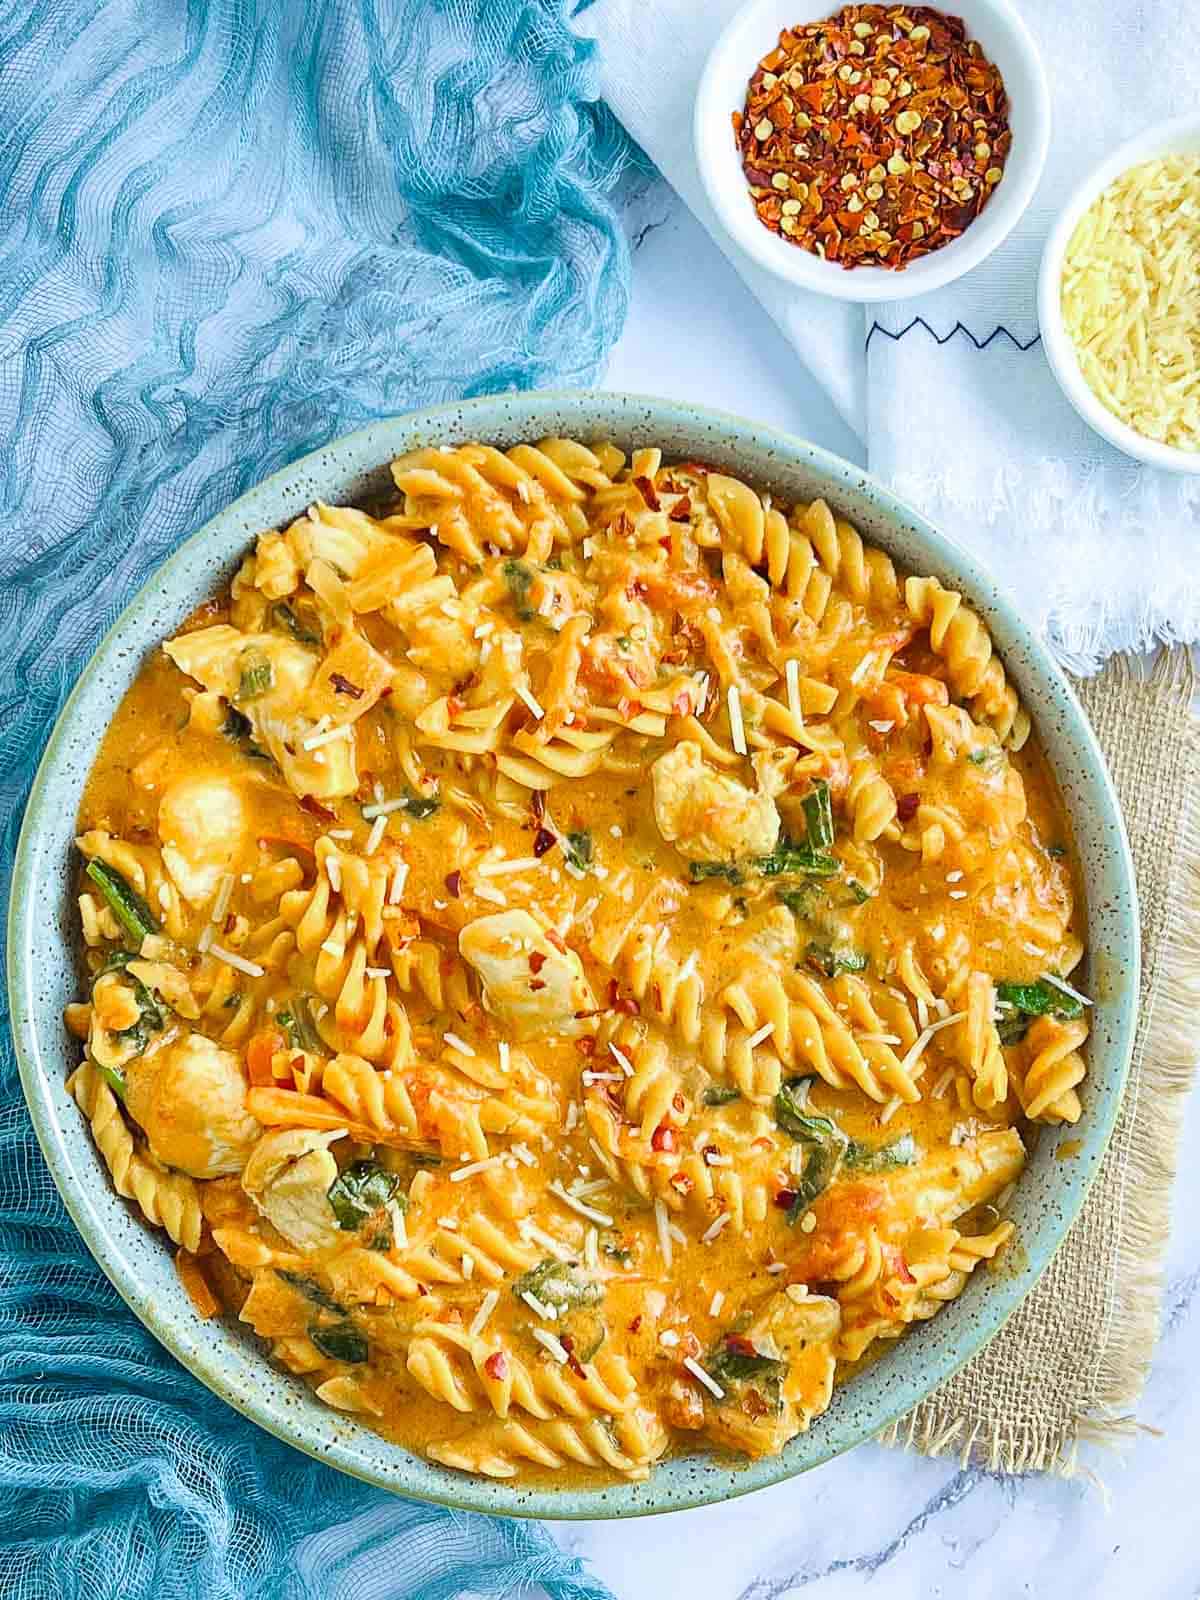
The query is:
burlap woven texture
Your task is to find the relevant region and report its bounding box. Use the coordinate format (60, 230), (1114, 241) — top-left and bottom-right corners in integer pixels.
(881, 650), (1200, 1474)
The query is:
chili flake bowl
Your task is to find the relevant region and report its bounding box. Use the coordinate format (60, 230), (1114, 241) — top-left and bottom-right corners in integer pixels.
(1037, 113), (1200, 475)
(9, 392), (1138, 1519)
(694, 0), (1051, 301)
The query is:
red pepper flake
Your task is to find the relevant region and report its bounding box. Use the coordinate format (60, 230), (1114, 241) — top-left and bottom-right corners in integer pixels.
(628, 1315), (643, 1334)
(724, 1335), (759, 1359)
(484, 1351), (509, 1380)
(774, 1187), (799, 1210)
(651, 1124), (677, 1154)
(668, 495), (692, 522)
(330, 672), (364, 699)
(576, 1036), (597, 1057)
(732, 5), (1011, 271)
(299, 794), (336, 822)
(897, 791), (920, 821)
(557, 1332), (587, 1379)
(529, 978), (546, 992)
(445, 871), (461, 898)
(606, 978), (640, 1016)
(669, 1172), (694, 1195)
(533, 827), (557, 858)
(529, 950), (547, 975)
(531, 790), (546, 822)
(634, 475), (661, 511)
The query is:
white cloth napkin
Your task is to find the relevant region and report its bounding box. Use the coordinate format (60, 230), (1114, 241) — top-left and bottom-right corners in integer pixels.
(578, 0), (1200, 671)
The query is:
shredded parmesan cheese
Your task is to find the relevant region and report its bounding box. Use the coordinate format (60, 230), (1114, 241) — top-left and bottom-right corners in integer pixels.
(207, 943), (263, 979)
(1061, 155), (1200, 452)
(727, 684), (747, 755)
(469, 1289), (499, 1336)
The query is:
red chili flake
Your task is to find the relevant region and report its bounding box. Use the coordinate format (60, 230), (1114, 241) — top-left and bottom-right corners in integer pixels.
(724, 1335), (759, 1359)
(383, 1012), (395, 1037)
(651, 1124), (677, 1154)
(445, 871), (461, 898)
(628, 1316), (643, 1334)
(669, 495), (692, 522)
(532, 827), (557, 857)
(557, 1332), (587, 1378)
(531, 790), (546, 822)
(224, 912), (237, 934)
(670, 1172), (694, 1195)
(634, 475), (661, 511)
(330, 673), (363, 699)
(774, 1187), (799, 1210)
(897, 791), (920, 821)
(672, 1093), (686, 1114)
(606, 978), (640, 1016)
(484, 1351), (509, 1380)
(299, 794), (335, 822)
(576, 1036), (597, 1057)
(417, 1283), (430, 1297)
(733, 5), (1011, 272)
(529, 978), (546, 992)
(529, 950), (547, 975)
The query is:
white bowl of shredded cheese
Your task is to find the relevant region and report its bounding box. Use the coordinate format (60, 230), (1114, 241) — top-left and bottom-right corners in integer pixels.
(1038, 116), (1200, 473)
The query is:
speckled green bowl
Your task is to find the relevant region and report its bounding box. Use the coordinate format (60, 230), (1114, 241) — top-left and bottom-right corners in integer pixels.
(8, 392), (1139, 1519)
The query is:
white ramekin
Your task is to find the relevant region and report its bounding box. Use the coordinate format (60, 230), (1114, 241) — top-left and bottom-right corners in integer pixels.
(1037, 114), (1200, 475)
(694, 0), (1051, 303)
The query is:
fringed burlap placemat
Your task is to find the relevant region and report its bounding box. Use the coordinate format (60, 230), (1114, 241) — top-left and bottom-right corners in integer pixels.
(880, 649), (1200, 1476)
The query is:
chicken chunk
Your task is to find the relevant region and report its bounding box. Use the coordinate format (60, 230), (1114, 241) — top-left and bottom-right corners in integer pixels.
(163, 624), (356, 800)
(158, 775), (247, 906)
(241, 1128), (345, 1253)
(705, 1289), (840, 1458)
(651, 741), (780, 863)
(459, 910), (594, 1039)
(124, 1031), (259, 1179)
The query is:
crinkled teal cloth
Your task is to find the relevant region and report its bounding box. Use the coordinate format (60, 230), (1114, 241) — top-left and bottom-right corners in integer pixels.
(0, 2), (632, 1594)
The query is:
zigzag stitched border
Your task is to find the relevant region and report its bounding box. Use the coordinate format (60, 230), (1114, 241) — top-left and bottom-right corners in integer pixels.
(865, 316), (1041, 353)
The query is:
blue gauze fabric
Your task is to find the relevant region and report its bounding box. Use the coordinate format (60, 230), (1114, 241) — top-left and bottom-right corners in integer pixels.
(0, 2), (632, 1594)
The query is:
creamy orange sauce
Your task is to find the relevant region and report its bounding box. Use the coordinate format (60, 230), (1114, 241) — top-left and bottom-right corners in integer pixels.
(67, 441), (1089, 1486)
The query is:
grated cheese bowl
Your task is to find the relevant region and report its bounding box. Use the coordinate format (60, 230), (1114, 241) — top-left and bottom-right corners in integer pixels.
(1037, 114), (1200, 474)
(8, 392), (1139, 1519)
(693, 0), (1051, 302)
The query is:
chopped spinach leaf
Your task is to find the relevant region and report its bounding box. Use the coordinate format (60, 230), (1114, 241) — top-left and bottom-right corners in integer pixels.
(845, 879), (873, 904)
(512, 1258), (601, 1312)
(785, 1142), (844, 1219)
(276, 1270), (345, 1314)
(756, 836), (839, 879)
(995, 978), (1084, 1023)
(705, 1337), (786, 1406)
(702, 1084), (742, 1107)
(236, 649), (274, 702)
(327, 1160), (401, 1231)
(503, 559), (536, 621)
(777, 882), (820, 919)
(277, 998), (323, 1054)
(563, 830), (593, 871)
(221, 705), (271, 762)
(371, 787), (439, 821)
(271, 602), (321, 646)
(689, 860), (743, 886)
(85, 859), (158, 946)
(801, 780), (834, 850)
(805, 943), (869, 978)
(93, 1061), (127, 1100)
(845, 1133), (917, 1171)
(309, 1321), (368, 1364)
(113, 971), (166, 1054)
(774, 1080), (839, 1144)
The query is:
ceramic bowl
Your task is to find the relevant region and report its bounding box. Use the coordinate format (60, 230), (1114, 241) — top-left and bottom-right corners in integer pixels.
(694, 0), (1051, 302)
(1037, 113), (1200, 474)
(8, 391), (1138, 1519)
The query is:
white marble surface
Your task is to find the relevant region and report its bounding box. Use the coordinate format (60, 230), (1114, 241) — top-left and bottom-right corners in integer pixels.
(546, 175), (1200, 1600)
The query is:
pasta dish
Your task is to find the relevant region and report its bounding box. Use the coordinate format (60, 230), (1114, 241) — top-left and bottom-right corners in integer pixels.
(65, 439), (1090, 1484)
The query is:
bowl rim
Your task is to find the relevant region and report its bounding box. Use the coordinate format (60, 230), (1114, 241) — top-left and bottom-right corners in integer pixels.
(1036, 112), (1200, 475)
(8, 389), (1139, 1519)
(693, 0), (1052, 302)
